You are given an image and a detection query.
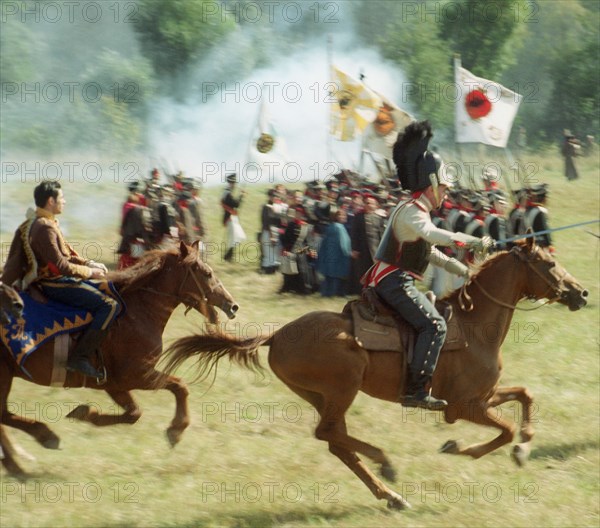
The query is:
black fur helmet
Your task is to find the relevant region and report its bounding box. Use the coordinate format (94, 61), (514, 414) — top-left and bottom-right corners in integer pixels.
(393, 121), (448, 192)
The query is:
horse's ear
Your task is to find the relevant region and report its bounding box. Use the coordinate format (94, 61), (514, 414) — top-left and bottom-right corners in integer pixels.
(191, 239), (202, 257)
(179, 240), (190, 259)
(525, 228), (535, 251)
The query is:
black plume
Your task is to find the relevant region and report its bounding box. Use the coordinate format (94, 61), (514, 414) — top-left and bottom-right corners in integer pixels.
(393, 120), (433, 190)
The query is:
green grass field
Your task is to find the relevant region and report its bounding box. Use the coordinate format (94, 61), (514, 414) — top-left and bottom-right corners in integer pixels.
(0, 149), (598, 527)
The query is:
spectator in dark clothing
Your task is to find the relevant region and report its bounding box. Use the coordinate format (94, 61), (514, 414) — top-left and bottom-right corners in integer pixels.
(348, 196), (384, 294)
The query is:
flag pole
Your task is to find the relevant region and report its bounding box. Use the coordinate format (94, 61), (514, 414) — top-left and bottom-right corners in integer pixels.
(326, 34), (333, 174)
(502, 147), (517, 202)
(244, 92), (262, 185)
(453, 53), (466, 187)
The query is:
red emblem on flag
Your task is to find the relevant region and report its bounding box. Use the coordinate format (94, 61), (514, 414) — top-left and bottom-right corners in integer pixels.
(465, 89), (492, 119)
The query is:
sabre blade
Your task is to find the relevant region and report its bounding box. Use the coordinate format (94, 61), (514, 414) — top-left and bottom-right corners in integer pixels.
(494, 219), (600, 247)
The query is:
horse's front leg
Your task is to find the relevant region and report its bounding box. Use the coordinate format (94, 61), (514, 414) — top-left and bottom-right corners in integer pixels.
(0, 363), (60, 450)
(67, 389), (142, 426)
(149, 372), (190, 447)
(441, 401), (516, 460)
(487, 386), (535, 466)
(0, 425), (27, 476)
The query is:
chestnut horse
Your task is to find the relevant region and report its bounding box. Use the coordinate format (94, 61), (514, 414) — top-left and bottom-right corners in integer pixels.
(0, 241), (238, 475)
(160, 239), (588, 510)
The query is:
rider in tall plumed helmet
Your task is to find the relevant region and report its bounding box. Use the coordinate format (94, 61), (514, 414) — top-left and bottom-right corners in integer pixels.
(363, 121), (493, 410)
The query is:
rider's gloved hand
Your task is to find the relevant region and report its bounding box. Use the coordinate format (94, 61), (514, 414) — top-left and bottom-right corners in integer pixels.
(88, 260), (108, 273)
(471, 235), (494, 255)
(90, 267), (106, 279)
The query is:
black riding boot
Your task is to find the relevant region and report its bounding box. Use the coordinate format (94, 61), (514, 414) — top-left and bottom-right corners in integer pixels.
(224, 247), (234, 262)
(66, 328), (107, 379)
(403, 373), (447, 411)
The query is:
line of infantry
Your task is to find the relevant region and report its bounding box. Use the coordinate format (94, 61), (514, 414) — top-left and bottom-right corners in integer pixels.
(255, 168), (553, 299)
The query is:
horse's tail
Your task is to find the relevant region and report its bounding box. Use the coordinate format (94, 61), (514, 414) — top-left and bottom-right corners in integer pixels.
(160, 331), (272, 383)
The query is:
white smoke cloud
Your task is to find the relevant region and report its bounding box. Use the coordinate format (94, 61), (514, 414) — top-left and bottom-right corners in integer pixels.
(148, 37), (412, 186)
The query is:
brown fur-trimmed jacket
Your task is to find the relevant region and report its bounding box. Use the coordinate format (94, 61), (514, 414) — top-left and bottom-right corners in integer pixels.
(2, 209), (91, 289)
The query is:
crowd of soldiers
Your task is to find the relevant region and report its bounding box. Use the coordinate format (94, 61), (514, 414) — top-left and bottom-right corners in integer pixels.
(117, 166), (552, 298)
(257, 167), (553, 297)
(116, 168), (205, 269)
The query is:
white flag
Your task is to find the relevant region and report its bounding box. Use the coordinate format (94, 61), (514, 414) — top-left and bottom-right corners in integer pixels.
(247, 98), (289, 169)
(362, 94), (414, 160)
(454, 57), (522, 148)
(330, 66), (382, 141)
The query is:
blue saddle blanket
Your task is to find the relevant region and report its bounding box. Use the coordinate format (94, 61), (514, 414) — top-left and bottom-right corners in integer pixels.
(0, 282), (122, 370)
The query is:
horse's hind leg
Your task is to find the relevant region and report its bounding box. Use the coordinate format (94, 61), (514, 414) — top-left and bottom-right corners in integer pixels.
(441, 402), (515, 459)
(0, 361), (60, 449)
(487, 386), (535, 466)
(328, 443), (410, 510)
(66, 390), (141, 426)
(288, 383), (409, 510)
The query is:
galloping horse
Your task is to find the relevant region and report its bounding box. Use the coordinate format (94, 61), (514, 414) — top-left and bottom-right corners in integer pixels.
(161, 239), (587, 510)
(0, 241), (238, 475)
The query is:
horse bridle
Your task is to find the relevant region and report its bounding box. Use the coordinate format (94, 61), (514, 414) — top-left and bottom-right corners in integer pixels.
(141, 263), (219, 315)
(459, 246), (567, 312)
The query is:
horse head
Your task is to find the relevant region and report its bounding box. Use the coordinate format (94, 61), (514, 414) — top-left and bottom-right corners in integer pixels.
(177, 241), (239, 323)
(515, 237), (588, 311)
(0, 281), (24, 324)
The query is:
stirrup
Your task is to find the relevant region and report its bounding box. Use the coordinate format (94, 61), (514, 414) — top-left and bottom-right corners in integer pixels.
(66, 358), (105, 381)
(401, 391), (447, 411)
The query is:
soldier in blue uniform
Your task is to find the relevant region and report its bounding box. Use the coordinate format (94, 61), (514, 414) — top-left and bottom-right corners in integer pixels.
(524, 184), (553, 251)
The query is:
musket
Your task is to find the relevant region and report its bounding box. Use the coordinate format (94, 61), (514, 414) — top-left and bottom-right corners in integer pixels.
(493, 219), (600, 247)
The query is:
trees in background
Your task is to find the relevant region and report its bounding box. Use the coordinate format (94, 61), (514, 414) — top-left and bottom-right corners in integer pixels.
(1, 0), (597, 154)
(354, 0), (599, 146)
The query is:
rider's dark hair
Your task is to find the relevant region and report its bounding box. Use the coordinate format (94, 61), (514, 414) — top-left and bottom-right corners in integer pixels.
(34, 181), (62, 208)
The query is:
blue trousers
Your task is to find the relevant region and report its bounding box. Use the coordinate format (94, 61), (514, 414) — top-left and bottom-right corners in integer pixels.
(38, 278), (120, 331)
(374, 270), (446, 377)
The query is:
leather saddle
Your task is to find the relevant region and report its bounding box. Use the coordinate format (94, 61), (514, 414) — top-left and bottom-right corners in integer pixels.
(344, 287), (467, 356)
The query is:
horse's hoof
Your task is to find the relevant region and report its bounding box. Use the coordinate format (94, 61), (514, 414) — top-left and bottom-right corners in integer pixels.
(2, 459), (27, 478)
(440, 440), (460, 454)
(66, 405), (90, 421)
(166, 428), (181, 448)
(380, 462), (397, 483)
(41, 435), (60, 450)
(511, 444), (529, 467)
(387, 493), (411, 511)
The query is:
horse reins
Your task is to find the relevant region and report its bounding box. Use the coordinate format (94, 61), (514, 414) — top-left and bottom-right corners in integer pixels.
(458, 247), (566, 312)
(141, 265), (216, 314)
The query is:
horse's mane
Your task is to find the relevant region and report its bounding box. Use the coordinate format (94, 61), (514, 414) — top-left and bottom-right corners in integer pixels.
(107, 249), (178, 292)
(440, 249), (512, 303)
